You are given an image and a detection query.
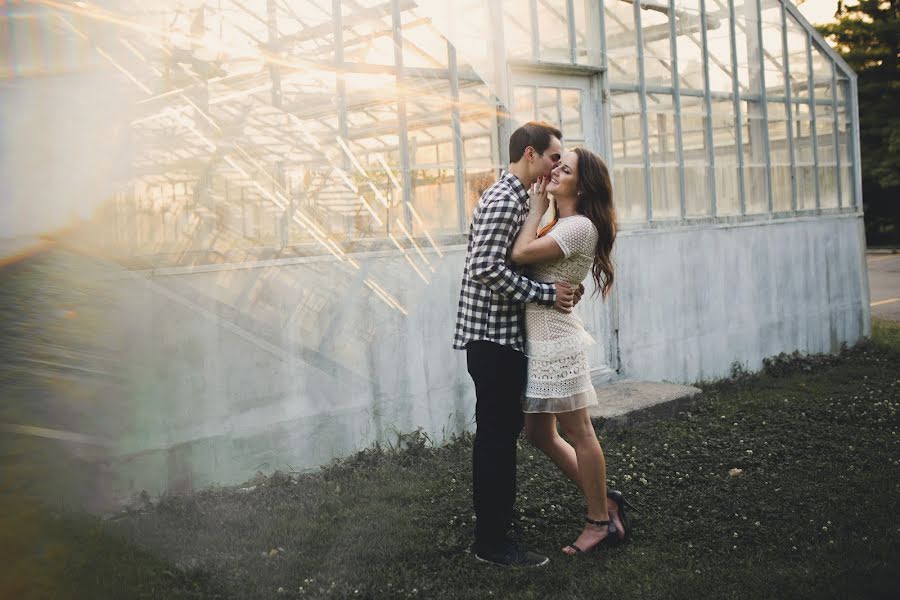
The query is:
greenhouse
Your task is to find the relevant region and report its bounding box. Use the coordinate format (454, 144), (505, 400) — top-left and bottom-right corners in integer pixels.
(1, 0), (870, 505)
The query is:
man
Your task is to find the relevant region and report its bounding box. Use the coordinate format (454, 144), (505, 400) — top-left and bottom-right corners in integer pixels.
(453, 121), (582, 567)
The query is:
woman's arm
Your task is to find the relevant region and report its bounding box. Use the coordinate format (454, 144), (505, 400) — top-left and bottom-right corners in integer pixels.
(510, 179), (565, 265)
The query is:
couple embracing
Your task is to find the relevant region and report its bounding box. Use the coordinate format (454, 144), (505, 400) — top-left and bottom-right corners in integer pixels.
(453, 121), (632, 567)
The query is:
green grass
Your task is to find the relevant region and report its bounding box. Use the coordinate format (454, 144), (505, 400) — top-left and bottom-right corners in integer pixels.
(3, 320), (899, 599)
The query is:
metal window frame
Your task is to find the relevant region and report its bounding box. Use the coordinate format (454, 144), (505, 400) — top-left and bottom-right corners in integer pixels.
(806, 31), (820, 211)
(728, 0), (747, 216)
(700, 0), (717, 217)
(633, 0), (654, 222)
(753, 0), (774, 215)
(780, 1), (798, 212)
(668, 0), (687, 220)
(830, 57), (843, 209)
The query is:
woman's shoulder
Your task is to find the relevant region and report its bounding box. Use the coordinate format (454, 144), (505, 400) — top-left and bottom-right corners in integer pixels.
(559, 215), (598, 236)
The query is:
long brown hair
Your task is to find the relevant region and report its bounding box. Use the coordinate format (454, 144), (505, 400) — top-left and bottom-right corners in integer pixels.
(538, 148), (617, 299)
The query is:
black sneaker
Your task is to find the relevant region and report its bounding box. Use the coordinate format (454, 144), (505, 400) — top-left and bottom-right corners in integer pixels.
(473, 540), (549, 568)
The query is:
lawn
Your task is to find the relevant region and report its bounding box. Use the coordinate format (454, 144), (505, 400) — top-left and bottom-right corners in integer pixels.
(2, 319), (898, 600)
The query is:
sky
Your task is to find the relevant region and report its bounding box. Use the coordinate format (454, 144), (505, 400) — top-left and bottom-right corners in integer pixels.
(797, 0), (842, 26)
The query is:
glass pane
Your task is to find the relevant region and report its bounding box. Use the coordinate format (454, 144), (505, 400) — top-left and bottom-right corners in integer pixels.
(461, 85), (500, 220)
(705, 0), (737, 94)
(641, 4), (672, 89)
(609, 91), (646, 222)
(512, 86), (536, 125)
(741, 105), (770, 215)
(647, 94), (679, 219)
(682, 95), (712, 217)
(760, 0), (786, 98)
(605, 1), (639, 86)
(537, 87), (559, 127)
(768, 102), (792, 212)
(732, 0), (754, 94)
(792, 102), (816, 210)
(811, 44), (834, 108)
(560, 88), (584, 140)
(537, 0), (570, 63)
(401, 16), (451, 69)
(785, 14), (809, 100)
(574, 0), (601, 66)
(502, 0), (533, 60)
(674, 0), (706, 93)
(815, 103), (838, 209)
(711, 98), (741, 216)
(812, 46), (837, 209)
(837, 78), (854, 206)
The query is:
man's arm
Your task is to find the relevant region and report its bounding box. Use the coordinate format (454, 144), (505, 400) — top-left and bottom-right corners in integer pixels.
(467, 193), (557, 306)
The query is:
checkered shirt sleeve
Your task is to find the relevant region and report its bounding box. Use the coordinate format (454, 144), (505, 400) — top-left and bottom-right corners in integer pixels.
(453, 172), (557, 351)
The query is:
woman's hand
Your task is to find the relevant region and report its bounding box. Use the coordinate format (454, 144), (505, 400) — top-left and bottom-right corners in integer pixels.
(528, 175), (551, 216)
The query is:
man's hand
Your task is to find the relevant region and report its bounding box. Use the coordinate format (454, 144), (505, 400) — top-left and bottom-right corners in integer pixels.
(553, 282), (575, 313)
(573, 283), (585, 307)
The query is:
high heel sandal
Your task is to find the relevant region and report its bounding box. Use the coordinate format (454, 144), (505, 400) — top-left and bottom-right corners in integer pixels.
(563, 517), (618, 555)
(606, 489), (639, 542)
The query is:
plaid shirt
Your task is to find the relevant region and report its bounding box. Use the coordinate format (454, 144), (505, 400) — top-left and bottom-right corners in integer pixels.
(453, 171), (557, 352)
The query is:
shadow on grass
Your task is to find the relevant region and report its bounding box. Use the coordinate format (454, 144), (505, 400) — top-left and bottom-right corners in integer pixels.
(2, 321), (899, 599)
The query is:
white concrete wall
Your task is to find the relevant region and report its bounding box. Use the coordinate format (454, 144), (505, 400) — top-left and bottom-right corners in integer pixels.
(613, 214), (871, 382)
(96, 212), (868, 507)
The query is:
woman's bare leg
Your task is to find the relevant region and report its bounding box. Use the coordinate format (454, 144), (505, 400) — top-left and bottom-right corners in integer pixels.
(524, 412), (581, 488)
(556, 408), (613, 554)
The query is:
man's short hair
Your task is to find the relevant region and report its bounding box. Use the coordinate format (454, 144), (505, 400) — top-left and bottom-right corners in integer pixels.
(509, 121), (563, 163)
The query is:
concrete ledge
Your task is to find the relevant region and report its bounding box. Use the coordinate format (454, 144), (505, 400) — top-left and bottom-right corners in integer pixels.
(589, 379), (702, 431)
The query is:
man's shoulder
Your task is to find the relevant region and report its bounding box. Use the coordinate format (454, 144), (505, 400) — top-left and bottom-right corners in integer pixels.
(478, 176), (522, 213)
(481, 176), (515, 201)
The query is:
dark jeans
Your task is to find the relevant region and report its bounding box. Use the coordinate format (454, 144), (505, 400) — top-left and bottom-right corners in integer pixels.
(466, 340), (527, 549)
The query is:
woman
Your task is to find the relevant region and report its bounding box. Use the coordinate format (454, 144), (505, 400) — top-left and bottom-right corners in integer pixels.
(510, 147), (628, 555)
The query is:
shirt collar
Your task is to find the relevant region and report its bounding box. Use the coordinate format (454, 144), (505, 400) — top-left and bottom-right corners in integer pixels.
(501, 171), (529, 206)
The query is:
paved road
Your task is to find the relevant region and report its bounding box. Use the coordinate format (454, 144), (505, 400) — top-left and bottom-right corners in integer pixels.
(868, 252), (900, 322)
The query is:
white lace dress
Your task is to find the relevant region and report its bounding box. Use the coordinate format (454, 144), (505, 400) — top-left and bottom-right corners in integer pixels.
(523, 215), (599, 413)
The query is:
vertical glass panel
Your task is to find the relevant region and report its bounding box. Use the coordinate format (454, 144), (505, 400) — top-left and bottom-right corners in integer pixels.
(768, 101), (792, 212)
(811, 43), (834, 106)
(760, 0), (786, 98)
(536, 0), (570, 63)
(741, 104), (769, 214)
(401, 17), (451, 69)
(837, 78), (854, 207)
(560, 88), (584, 140)
(785, 14), (809, 100)
(640, 3), (672, 89)
(604, 1), (639, 85)
(732, 0), (755, 94)
(682, 95), (712, 217)
(512, 86), (536, 125)
(674, 0), (706, 93)
(815, 101), (838, 209)
(711, 98), (741, 216)
(609, 91), (646, 222)
(537, 87), (559, 127)
(647, 94), (680, 219)
(460, 85), (500, 220)
(704, 0), (737, 94)
(502, 0), (533, 60)
(792, 102), (816, 210)
(411, 125), (457, 235)
(812, 45), (837, 209)
(574, 0), (601, 66)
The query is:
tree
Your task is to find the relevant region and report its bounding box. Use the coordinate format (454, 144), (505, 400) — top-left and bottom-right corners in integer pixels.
(818, 0), (900, 245)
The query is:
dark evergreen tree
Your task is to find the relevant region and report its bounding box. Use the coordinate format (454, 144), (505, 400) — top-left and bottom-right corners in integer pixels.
(818, 0), (900, 245)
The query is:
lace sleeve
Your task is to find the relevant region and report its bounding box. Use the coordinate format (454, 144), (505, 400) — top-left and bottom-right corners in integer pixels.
(547, 216), (598, 257)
